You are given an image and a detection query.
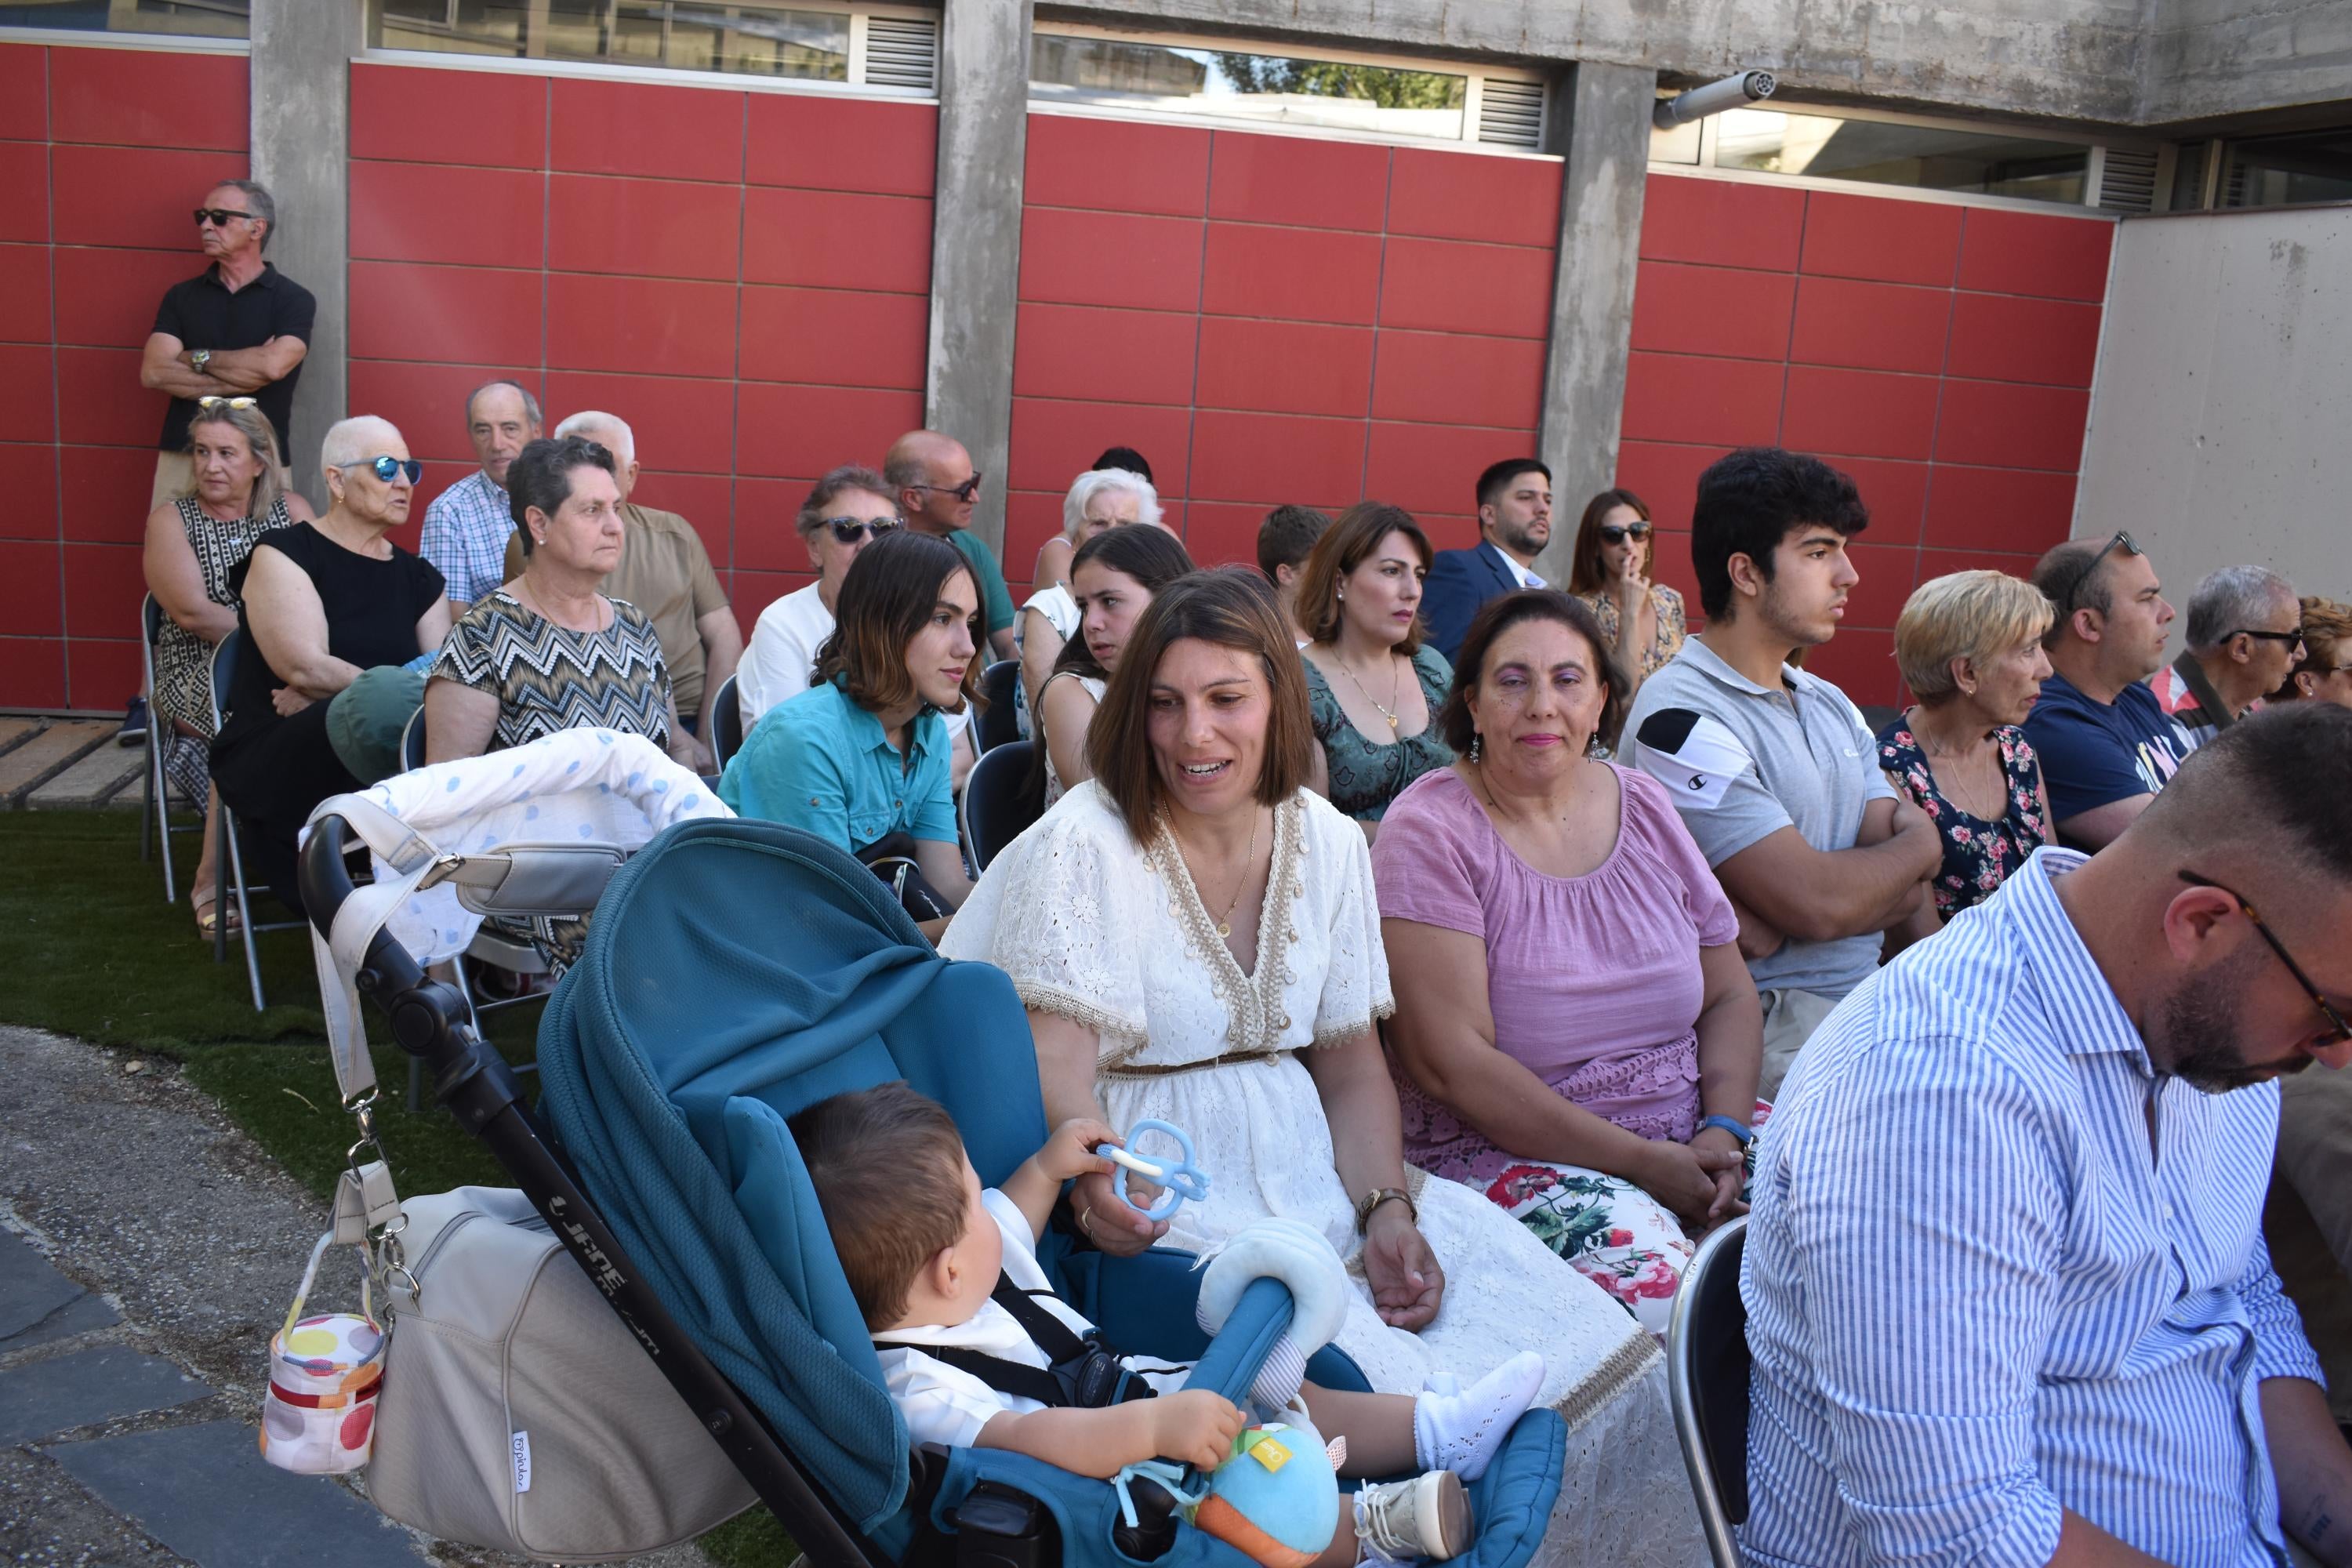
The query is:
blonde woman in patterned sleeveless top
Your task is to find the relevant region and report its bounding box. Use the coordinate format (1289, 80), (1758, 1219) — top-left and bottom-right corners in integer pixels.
(141, 398), (311, 937)
(423, 435), (697, 768)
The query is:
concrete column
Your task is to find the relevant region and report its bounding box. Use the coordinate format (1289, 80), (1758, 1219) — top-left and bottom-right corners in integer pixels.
(248, 0), (363, 512)
(924, 0), (1033, 556)
(1532, 61), (1653, 586)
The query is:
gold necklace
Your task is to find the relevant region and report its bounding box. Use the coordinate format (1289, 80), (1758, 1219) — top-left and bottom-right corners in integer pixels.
(1172, 809), (1261, 940)
(1334, 649), (1403, 730)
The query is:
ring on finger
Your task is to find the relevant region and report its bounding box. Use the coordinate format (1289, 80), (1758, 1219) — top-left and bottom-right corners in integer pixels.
(1077, 1207), (1097, 1239)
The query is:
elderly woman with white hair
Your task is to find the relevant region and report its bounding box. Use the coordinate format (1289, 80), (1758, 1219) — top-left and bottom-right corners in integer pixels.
(1873, 569), (2056, 950)
(1018, 466), (1161, 712)
(209, 414), (452, 909)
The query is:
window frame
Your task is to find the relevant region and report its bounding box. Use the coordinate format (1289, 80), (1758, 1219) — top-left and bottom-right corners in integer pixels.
(361, 0), (938, 100)
(1025, 20), (1559, 162)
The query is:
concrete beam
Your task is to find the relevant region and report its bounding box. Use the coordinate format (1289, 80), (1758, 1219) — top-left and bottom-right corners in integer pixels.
(249, 0), (362, 512)
(927, 0), (1035, 557)
(1532, 61), (1651, 588)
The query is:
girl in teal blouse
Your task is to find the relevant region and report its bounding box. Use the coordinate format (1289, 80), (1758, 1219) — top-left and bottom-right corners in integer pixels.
(720, 530), (983, 921)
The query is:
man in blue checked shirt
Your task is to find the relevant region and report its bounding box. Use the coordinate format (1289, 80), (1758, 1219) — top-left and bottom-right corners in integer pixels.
(1744, 704), (2352, 1568)
(419, 379), (540, 615)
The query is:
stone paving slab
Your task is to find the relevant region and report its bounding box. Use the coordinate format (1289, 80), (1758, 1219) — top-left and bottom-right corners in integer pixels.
(3, 1292), (122, 1355)
(0, 1230), (120, 1352)
(0, 717), (42, 758)
(24, 741), (147, 810)
(0, 1346), (208, 1446)
(44, 1420), (424, 1568)
(0, 721), (111, 807)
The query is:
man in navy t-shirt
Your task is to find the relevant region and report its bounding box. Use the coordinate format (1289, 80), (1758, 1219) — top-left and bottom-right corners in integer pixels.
(2022, 532), (2194, 851)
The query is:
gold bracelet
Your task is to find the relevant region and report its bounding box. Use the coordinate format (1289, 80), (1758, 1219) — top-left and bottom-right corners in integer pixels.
(1354, 1185), (1416, 1236)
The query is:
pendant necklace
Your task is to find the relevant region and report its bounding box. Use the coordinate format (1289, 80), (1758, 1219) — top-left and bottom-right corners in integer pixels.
(1174, 809), (1261, 940)
(1337, 652), (1403, 731)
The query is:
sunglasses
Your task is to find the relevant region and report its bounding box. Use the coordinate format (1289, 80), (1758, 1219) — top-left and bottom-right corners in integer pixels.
(2179, 869), (2351, 1047)
(913, 474), (984, 504)
(2063, 529), (2143, 613)
(196, 395), (257, 411)
(193, 208), (252, 227)
(823, 516), (900, 545)
(2230, 626), (2306, 645)
(1599, 522), (1653, 546)
(340, 455), (423, 485)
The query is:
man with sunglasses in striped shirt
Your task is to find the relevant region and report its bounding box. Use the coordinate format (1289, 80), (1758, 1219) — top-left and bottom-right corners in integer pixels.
(2153, 566), (2305, 750)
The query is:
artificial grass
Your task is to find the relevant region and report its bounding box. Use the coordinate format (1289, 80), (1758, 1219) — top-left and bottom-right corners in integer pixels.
(0, 808), (801, 1568)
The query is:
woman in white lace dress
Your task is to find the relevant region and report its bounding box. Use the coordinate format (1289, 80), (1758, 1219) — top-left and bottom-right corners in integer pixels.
(942, 570), (1702, 1568)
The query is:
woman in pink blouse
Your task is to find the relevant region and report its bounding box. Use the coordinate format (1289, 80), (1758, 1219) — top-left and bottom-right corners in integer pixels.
(1374, 590), (1766, 1334)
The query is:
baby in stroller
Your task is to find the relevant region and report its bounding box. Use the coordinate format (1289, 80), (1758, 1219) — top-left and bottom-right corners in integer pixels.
(791, 1083), (1547, 1567)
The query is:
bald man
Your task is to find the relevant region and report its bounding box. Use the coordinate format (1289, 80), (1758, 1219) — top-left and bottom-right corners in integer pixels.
(884, 430), (1018, 661)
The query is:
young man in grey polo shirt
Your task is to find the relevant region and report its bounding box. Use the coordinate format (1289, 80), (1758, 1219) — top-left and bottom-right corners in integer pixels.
(1626, 447), (1942, 1096)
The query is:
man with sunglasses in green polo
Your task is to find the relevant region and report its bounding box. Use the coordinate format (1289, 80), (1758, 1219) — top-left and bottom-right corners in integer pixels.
(2023, 532), (2195, 852)
(885, 430), (1020, 664)
(139, 180), (313, 514)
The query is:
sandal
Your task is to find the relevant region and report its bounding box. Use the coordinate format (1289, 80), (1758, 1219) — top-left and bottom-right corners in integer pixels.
(193, 891), (244, 938)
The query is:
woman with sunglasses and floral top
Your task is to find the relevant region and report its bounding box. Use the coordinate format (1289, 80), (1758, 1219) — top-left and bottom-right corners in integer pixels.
(1566, 488), (1686, 706)
(209, 416), (451, 911)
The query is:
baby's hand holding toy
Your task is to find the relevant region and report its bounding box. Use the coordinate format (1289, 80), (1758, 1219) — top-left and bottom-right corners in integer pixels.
(1097, 1120), (1211, 1222)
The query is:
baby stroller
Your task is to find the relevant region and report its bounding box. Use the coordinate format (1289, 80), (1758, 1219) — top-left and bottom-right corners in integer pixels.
(298, 808), (1568, 1568)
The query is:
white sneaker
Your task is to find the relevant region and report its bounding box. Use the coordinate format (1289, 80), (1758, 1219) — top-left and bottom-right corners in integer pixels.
(1354, 1470), (1473, 1563)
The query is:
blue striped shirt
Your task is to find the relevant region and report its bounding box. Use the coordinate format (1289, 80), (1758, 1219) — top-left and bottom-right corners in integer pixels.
(1742, 847), (2323, 1568)
(418, 467), (514, 608)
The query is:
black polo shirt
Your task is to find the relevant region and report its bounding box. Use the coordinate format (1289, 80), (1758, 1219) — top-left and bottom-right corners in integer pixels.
(151, 261), (316, 460)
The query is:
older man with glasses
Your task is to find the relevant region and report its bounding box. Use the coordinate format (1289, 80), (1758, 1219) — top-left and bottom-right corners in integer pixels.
(2152, 564), (2305, 749)
(885, 428), (1018, 662)
(2022, 532), (2195, 851)
(138, 179), (314, 514)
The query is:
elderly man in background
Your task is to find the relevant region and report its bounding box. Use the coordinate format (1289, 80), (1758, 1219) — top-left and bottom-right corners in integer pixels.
(885, 429), (1018, 662)
(419, 379), (540, 616)
(499, 411), (739, 765)
(2154, 564), (2305, 749)
(2023, 533), (2193, 851)
(139, 178), (313, 510)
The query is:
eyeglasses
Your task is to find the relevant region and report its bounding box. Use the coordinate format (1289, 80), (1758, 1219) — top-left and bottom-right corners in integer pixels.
(911, 474), (984, 504)
(2062, 530), (2142, 613)
(339, 455), (423, 485)
(2179, 869), (2351, 1047)
(823, 516), (900, 545)
(193, 208), (252, 227)
(1599, 522), (1653, 545)
(2230, 626), (2306, 646)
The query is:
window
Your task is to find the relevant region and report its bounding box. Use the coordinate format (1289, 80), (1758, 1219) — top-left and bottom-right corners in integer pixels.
(2218, 129), (2352, 209)
(1029, 28), (1548, 151)
(0, 0), (247, 38)
(372, 1), (933, 90)
(1653, 102), (2098, 209)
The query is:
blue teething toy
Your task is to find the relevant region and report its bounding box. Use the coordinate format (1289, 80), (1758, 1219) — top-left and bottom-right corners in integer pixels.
(1097, 1120), (1210, 1222)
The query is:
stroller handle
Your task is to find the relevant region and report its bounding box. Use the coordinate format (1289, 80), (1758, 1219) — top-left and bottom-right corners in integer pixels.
(300, 812), (427, 996)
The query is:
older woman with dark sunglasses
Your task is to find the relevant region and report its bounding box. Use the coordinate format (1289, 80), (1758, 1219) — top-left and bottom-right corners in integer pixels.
(1566, 488), (1684, 702)
(736, 465), (903, 729)
(209, 415), (451, 910)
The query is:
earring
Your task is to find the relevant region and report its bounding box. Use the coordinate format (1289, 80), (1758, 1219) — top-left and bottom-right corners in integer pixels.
(1468, 732), (1482, 764)
(1337, 589), (1345, 601)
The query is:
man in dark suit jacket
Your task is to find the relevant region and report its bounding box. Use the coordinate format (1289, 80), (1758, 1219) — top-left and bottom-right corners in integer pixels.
(1422, 458), (1554, 661)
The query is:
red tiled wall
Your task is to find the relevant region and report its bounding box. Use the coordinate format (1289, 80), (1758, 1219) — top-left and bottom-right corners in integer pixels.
(346, 62), (936, 633)
(1005, 114), (1559, 579)
(0, 42), (250, 710)
(1618, 172), (2114, 707)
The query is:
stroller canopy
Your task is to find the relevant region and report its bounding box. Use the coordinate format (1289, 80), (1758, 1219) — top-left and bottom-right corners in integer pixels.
(535, 818), (1049, 1532)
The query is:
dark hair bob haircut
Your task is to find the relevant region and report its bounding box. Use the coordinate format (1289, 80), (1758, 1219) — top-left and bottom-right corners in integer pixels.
(813, 528), (985, 717)
(1086, 568), (1315, 844)
(507, 434), (616, 557)
(1566, 487), (1653, 597)
(1295, 501), (1434, 653)
(1439, 588), (1631, 756)
(1690, 445), (1869, 622)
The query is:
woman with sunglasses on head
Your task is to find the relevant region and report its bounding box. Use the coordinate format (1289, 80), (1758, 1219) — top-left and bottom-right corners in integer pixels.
(423, 436), (697, 771)
(208, 416), (451, 912)
(1566, 488), (1685, 705)
(144, 396), (314, 938)
(734, 466), (906, 729)
(720, 528), (983, 938)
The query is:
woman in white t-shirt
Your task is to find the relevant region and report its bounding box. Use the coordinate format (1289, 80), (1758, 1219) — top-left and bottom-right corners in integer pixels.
(1020, 468), (1162, 714)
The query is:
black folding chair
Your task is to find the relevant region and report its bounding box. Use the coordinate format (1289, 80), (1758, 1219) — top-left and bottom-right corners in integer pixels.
(137, 594), (203, 904)
(975, 659), (1022, 752)
(960, 737), (1045, 873)
(206, 632), (308, 1011)
(1668, 1214), (1751, 1568)
(710, 672), (744, 771)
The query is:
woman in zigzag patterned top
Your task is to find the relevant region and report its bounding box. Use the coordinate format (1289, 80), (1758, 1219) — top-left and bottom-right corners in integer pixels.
(423, 434), (699, 768)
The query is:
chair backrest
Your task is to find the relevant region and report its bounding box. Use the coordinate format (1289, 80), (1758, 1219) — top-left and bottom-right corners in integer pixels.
(710, 673), (743, 771)
(399, 707), (426, 772)
(960, 736), (1045, 873)
(140, 593), (164, 694)
(975, 659), (1022, 752)
(209, 630), (241, 732)
(1667, 1214), (1750, 1568)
